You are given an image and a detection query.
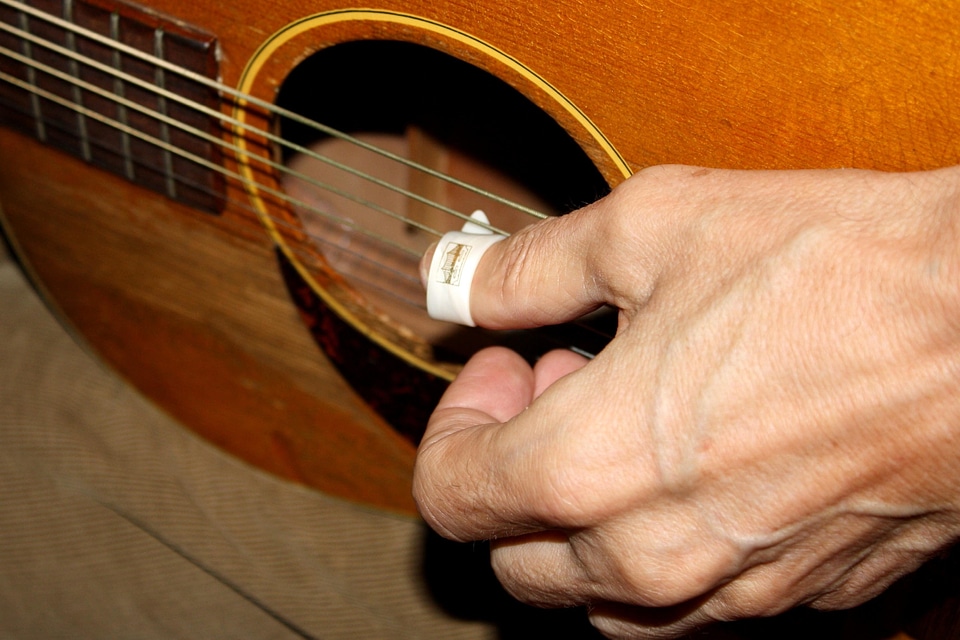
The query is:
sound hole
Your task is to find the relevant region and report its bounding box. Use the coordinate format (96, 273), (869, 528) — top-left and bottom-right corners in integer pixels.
(275, 40), (611, 371)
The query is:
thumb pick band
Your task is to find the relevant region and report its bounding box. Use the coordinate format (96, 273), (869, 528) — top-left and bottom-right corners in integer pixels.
(426, 211), (505, 327)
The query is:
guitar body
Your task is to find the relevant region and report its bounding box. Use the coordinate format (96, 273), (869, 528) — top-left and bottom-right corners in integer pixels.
(1, 0), (959, 635)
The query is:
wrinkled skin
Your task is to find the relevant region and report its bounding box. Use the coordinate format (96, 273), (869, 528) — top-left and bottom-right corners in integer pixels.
(413, 165), (960, 638)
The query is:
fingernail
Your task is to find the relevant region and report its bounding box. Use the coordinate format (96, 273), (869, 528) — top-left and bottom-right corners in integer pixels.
(420, 242), (438, 289)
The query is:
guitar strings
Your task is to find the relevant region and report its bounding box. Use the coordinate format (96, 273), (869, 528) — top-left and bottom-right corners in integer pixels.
(0, 0), (546, 259)
(0, 32), (437, 305)
(0, 79), (434, 318)
(0, 6), (523, 313)
(0, 71), (614, 347)
(0, 2), (616, 348)
(0, 21), (517, 242)
(1, 0), (550, 228)
(0, 19), (493, 309)
(0, 56), (520, 320)
(0, 50), (440, 249)
(4, 0), (525, 224)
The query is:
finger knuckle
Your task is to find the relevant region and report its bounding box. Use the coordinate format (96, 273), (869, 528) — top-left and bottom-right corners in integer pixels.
(619, 569), (705, 608)
(605, 548), (727, 608)
(589, 168), (698, 304)
(490, 540), (574, 607)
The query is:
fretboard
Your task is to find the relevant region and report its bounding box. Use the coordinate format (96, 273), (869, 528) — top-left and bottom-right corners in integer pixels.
(0, 0), (224, 213)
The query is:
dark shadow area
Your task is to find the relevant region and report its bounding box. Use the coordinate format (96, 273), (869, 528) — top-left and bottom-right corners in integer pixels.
(277, 39), (610, 215)
(422, 531), (960, 639)
(421, 531), (603, 639)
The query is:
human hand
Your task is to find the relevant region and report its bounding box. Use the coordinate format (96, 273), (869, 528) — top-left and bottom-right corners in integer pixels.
(413, 165), (960, 638)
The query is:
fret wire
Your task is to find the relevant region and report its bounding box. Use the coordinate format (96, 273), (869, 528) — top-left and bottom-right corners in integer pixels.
(15, 10), (45, 140)
(152, 27), (176, 199)
(0, 68), (435, 261)
(0, 18), (513, 236)
(0, 0), (549, 223)
(0, 45), (451, 242)
(62, 0), (91, 161)
(109, 11), (134, 180)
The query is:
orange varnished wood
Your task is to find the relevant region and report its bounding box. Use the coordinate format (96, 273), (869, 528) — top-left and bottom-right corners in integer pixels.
(143, 0), (960, 174)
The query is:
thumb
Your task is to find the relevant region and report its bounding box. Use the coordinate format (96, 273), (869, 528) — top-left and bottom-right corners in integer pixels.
(422, 186), (665, 329)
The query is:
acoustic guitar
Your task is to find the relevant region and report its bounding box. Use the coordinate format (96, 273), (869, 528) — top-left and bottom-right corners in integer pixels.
(1, 0), (958, 636)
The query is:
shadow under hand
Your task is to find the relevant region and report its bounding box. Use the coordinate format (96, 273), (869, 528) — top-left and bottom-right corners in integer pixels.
(422, 531), (960, 640)
(421, 530), (603, 639)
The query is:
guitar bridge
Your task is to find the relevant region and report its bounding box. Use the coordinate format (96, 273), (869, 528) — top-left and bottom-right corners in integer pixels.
(0, 0), (224, 214)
